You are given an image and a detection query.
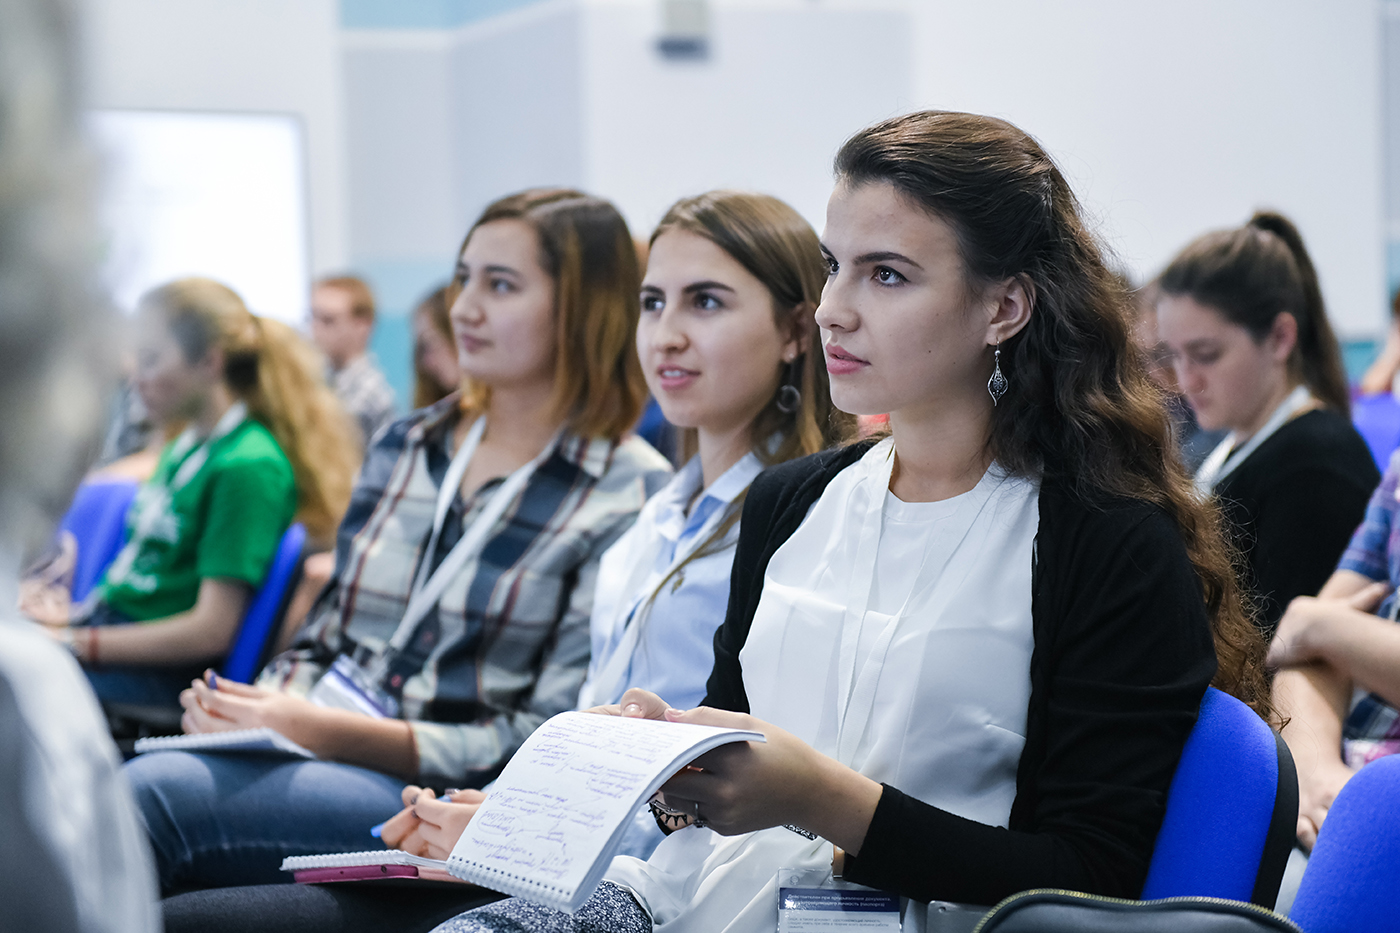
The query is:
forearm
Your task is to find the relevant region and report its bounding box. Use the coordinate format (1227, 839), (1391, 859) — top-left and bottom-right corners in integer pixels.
(1276, 665), (1348, 776)
(1316, 617), (1400, 709)
(800, 756), (883, 856)
(1317, 569), (1378, 600)
(82, 610), (237, 666)
(279, 704), (419, 778)
(85, 578), (249, 667)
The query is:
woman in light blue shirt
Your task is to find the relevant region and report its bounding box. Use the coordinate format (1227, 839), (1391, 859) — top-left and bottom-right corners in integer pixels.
(379, 190), (853, 861)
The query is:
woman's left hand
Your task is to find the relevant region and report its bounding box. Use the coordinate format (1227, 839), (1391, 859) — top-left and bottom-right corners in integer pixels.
(656, 707), (882, 852)
(180, 672), (316, 743)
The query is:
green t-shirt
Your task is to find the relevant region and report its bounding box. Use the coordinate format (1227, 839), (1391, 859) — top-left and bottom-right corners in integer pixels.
(99, 414), (297, 622)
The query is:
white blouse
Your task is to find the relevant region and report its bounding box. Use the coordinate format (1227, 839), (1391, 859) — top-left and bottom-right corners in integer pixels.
(607, 438), (1041, 933)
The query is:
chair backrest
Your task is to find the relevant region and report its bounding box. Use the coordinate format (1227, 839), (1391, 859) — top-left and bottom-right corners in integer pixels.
(1288, 754), (1400, 933)
(1352, 392), (1400, 471)
(1141, 687), (1299, 908)
(59, 478), (140, 602)
(219, 523), (306, 683)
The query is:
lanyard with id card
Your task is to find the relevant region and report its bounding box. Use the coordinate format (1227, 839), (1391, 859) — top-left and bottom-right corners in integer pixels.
(778, 868), (901, 932)
(306, 416), (560, 718)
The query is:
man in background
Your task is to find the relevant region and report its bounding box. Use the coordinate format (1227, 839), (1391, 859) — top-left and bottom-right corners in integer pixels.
(310, 275), (396, 445)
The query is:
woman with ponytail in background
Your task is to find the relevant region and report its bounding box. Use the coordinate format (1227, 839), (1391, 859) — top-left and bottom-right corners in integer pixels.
(1157, 212), (1379, 637)
(30, 277), (358, 706)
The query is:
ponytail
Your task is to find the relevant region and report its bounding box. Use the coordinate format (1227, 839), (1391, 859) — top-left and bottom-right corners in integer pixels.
(1159, 210), (1350, 416)
(238, 316), (358, 544)
(141, 278), (359, 545)
(1245, 211), (1350, 415)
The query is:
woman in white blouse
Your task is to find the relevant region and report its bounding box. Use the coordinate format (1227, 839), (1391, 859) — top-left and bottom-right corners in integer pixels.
(426, 112), (1271, 933)
(379, 191), (853, 861)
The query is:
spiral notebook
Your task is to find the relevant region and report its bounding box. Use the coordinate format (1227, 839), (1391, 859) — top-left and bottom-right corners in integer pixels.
(133, 727), (316, 759)
(445, 711), (764, 913)
(281, 850), (464, 884)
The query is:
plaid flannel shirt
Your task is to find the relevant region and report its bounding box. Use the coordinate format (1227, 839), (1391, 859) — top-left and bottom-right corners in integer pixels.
(1337, 449), (1400, 767)
(260, 395), (671, 782)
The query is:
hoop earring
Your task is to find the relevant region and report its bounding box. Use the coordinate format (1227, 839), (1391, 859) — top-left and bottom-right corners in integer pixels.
(987, 339), (1008, 406)
(776, 357), (802, 414)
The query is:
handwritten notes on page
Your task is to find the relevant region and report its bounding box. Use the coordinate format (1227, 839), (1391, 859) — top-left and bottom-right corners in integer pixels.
(446, 711), (763, 913)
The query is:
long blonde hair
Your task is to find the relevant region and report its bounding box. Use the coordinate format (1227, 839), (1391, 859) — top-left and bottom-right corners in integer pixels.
(140, 278), (358, 544)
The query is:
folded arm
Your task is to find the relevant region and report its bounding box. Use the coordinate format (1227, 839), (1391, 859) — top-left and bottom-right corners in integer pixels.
(60, 578), (250, 666)
(1270, 568), (1400, 847)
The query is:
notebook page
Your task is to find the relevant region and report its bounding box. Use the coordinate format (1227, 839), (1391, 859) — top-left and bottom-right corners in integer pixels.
(447, 711), (763, 911)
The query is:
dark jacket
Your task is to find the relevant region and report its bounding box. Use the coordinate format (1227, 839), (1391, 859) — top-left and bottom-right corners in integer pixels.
(1212, 408), (1379, 637)
(704, 441), (1218, 905)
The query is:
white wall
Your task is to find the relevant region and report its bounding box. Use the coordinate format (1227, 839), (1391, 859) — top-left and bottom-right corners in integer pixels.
(82, 0), (348, 276)
(81, 0), (1390, 377)
(345, 0), (911, 251)
(904, 0), (1385, 336)
(580, 0), (911, 236)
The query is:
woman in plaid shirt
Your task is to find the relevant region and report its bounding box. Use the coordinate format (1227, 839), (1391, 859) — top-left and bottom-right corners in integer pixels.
(124, 189), (672, 893)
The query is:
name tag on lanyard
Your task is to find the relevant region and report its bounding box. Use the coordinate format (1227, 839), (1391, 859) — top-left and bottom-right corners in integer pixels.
(309, 417), (558, 711)
(778, 869), (900, 932)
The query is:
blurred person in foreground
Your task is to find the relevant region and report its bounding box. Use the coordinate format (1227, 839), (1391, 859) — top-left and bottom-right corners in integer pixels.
(311, 274), (396, 444)
(0, 0), (159, 929)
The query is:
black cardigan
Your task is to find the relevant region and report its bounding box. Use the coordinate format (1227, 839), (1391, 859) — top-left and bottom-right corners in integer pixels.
(703, 442), (1218, 906)
(1212, 409), (1378, 637)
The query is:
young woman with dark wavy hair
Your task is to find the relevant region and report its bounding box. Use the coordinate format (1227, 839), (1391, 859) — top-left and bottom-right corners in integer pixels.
(431, 111), (1269, 933)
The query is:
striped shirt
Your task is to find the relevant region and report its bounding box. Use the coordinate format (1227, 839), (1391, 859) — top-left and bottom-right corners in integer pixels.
(260, 395), (671, 783)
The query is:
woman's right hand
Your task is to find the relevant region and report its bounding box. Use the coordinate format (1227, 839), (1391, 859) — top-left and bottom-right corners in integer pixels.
(379, 785), (487, 860)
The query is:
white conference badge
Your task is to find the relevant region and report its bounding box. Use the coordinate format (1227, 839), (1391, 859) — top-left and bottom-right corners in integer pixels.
(777, 868), (901, 932)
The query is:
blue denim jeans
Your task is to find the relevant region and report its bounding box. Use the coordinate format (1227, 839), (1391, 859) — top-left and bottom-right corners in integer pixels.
(124, 751), (407, 893)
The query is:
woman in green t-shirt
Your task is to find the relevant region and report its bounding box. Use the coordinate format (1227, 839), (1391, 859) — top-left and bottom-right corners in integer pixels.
(35, 278), (359, 706)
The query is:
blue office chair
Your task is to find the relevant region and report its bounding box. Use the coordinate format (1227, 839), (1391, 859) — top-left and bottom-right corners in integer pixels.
(102, 522), (307, 744)
(220, 522), (306, 683)
(1140, 687), (1298, 908)
(1288, 754), (1400, 933)
(1352, 392), (1400, 472)
(58, 477), (140, 602)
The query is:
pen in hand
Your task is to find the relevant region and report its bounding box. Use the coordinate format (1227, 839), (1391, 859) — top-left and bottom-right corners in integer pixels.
(370, 790), (460, 839)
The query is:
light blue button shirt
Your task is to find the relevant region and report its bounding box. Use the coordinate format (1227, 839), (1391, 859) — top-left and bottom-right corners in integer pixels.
(578, 451), (763, 860)
(581, 451), (762, 712)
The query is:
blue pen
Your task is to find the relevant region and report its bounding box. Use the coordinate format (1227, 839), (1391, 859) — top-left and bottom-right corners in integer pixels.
(370, 791), (458, 839)
(207, 671), (218, 690)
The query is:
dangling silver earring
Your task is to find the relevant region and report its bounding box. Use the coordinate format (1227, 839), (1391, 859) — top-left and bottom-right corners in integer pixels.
(987, 339), (1008, 406)
(776, 357), (802, 414)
